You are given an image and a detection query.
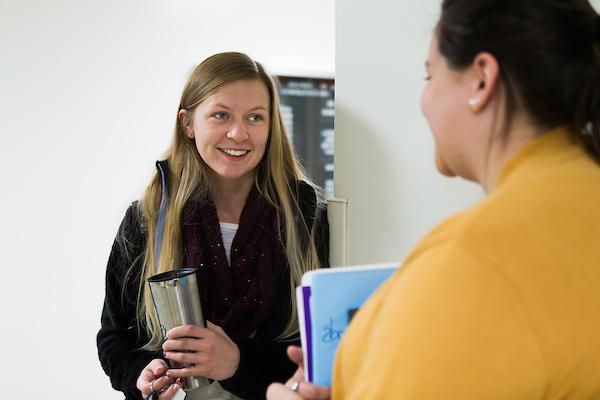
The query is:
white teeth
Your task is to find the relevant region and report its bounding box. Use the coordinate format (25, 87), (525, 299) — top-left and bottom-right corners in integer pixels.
(221, 149), (249, 157)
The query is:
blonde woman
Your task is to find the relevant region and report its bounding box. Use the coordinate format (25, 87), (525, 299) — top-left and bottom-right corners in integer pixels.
(97, 52), (329, 400)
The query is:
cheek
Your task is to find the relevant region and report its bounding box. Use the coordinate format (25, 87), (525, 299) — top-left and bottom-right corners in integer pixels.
(191, 128), (218, 160)
(192, 132), (206, 153)
(192, 138), (209, 164)
(194, 124), (219, 143)
(421, 83), (455, 143)
(420, 84), (445, 139)
(421, 84), (457, 177)
(253, 127), (270, 153)
(420, 86), (432, 122)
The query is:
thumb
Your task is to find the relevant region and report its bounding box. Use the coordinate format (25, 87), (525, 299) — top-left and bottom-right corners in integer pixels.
(206, 321), (223, 332)
(150, 359), (169, 376)
(206, 321), (226, 335)
(287, 345), (304, 369)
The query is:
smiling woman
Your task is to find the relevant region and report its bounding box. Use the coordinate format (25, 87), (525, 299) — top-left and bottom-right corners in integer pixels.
(179, 80), (271, 194)
(97, 52), (330, 400)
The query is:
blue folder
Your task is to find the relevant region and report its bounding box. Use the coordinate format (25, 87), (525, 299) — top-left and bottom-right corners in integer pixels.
(296, 263), (398, 387)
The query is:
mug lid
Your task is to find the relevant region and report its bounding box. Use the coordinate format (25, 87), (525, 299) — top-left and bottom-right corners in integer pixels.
(148, 267), (198, 283)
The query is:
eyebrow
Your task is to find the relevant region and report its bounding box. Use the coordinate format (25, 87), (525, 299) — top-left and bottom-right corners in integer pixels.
(425, 61), (430, 68)
(212, 103), (267, 112)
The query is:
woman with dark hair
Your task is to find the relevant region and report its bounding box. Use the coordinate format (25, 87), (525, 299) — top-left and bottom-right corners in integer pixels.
(97, 52), (329, 400)
(268, 1), (600, 398)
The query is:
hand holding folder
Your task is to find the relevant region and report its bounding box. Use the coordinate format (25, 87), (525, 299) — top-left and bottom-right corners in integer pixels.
(296, 263), (399, 387)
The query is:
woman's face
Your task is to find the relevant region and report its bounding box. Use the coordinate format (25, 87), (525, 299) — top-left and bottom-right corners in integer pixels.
(184, 79), (271, 186)
(420, 36), (480, 180)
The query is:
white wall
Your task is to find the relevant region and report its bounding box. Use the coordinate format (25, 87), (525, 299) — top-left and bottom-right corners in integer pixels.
(334, 0), (600, 266)
(5, 0), (599, 398)
(0, 1), (333, 398)
(334, 0), (482, 265)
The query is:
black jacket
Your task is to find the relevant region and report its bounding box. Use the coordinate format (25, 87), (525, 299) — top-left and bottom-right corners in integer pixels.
(97, 180), (329, 400)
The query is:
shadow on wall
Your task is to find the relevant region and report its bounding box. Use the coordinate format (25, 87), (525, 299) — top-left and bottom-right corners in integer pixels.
(334, 104), (402, 264)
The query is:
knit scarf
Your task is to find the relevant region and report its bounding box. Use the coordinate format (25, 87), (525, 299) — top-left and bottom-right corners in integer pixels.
(181, 186), (286, 338)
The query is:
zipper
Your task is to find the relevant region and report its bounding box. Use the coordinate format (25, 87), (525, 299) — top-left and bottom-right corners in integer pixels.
(154, 161), (169, 273)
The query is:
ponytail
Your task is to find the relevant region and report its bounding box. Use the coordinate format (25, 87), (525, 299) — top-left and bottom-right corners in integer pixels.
(576, 17), (600, 160)
(438, 0), (600, 158)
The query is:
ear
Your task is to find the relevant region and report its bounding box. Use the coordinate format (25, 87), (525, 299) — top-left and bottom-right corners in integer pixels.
(467, 52), (500, 113)
(178, 109), (194, 139)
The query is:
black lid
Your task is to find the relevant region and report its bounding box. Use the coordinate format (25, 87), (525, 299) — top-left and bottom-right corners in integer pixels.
(147, 267), (198, 283)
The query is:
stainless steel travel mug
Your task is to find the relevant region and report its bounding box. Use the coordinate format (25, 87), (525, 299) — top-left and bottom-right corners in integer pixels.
(148, 267), (210, 390)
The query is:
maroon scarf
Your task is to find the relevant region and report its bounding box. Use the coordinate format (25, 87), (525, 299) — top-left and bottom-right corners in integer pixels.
(181, 187), (286, 338)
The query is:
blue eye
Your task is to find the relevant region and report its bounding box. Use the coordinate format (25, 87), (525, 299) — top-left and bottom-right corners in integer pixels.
(247, 114), (264, 122)
(213, 112), (228, 120)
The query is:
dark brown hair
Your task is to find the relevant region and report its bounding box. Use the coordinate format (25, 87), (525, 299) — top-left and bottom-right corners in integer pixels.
(437, 0), (600, 158)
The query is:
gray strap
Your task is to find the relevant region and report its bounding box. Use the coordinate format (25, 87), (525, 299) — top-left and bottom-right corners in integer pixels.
(154, 162), (169, 273)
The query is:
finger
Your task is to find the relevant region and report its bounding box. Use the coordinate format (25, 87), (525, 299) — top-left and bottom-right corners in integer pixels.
(137, 373), (153, 398)
(206, 321), (221, 332)
(158, 382), (182, 400)
(205, 321), (228, 337)
(266, 382), (303, 400)
(151, 375), (174, 394)
(164, 350), (210, 365)
(206, 321), (236, 346)
(140, 367), (155, 382)
(166, 365), (211, 379)
(163, 337), (199, 352)
(137, 359), (169, 397)
(163, 337), (214, 353)
(287, 346), (305, 369)
(296, 382), (331, 400)
(167, 324), (215, 340)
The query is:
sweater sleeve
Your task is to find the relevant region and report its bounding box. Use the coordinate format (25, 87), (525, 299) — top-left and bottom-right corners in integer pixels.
(97, 204), (163, 400)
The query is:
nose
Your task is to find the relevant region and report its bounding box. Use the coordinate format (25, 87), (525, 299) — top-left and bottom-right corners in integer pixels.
(226, 119), (249, 142)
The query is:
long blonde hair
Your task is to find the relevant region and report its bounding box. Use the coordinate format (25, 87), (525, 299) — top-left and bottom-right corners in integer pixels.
(133, 52), (324, 348)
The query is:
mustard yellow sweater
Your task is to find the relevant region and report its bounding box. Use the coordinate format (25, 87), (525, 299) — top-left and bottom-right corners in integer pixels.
(333, 128), (600, 399)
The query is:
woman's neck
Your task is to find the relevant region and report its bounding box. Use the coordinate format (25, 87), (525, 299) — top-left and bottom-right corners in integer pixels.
(213, 174), (255, 224)
(480, 118), (543, 193)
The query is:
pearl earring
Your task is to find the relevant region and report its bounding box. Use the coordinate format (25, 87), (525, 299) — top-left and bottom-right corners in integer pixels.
(468, 97), (479, 107)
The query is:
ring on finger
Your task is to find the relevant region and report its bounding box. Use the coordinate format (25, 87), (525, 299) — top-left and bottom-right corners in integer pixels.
(150, 378), (157, 394)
